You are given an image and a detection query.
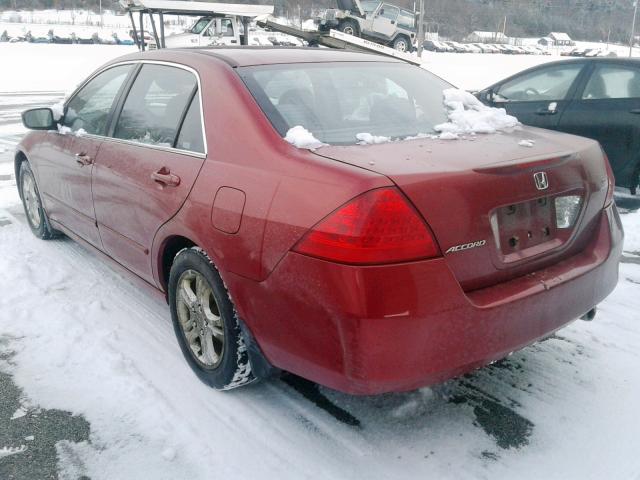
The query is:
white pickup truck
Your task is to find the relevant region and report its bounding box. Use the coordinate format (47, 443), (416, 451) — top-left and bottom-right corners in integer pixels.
(153, 15), (242, 48)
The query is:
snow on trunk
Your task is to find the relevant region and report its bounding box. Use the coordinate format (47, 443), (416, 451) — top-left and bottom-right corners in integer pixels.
(435, 88), (520, 136)
(284, 126), (326, 150)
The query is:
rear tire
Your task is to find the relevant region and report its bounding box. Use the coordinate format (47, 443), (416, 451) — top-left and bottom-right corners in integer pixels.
(338, 20), (359, 37)
(18, 161), (58, 240)
(392, 35), (410, 52)
(168, 247), (256, 390)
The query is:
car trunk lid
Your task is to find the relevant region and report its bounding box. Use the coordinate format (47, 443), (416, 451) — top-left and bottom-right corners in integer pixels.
(313, 127), (610, 291)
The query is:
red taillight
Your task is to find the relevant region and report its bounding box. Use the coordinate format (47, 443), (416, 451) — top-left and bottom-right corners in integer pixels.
(293, 187), (440, 265)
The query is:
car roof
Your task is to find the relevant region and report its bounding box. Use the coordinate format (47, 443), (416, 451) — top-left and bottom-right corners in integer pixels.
(126, 46), (406, 68)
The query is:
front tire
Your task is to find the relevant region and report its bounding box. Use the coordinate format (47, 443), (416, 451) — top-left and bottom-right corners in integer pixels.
(338, 20), (359, 37)
(392, 35), (410, 52)
(168, 247), (256, 390)
(18, 161), (57, 239)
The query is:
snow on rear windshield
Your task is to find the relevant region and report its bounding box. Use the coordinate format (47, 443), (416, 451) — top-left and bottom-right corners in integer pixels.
(238, 62), (451, 146)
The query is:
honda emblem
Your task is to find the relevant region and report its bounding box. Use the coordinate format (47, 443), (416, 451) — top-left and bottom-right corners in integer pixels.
(533, 172), (549, 190)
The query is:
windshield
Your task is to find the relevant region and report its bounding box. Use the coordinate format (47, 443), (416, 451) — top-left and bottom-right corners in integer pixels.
(190, 17), (212, 34)
(239, 62), (451, 145)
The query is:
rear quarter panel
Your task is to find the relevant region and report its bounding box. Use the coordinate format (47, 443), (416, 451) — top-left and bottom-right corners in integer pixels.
(150, 56), (391, 288)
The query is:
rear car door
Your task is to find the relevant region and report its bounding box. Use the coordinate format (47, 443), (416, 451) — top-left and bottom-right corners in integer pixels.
(36, 64), (134, 248)
(489, 62), (587, 130)
(557, 62), (640, 189)
(92, 63), (206, 283)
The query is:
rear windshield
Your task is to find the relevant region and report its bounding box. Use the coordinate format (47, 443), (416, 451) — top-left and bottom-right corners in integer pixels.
(238, 62), (451, 145)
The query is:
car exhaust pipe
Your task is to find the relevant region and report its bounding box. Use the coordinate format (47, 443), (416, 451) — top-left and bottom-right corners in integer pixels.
(580, 308), (597, 321)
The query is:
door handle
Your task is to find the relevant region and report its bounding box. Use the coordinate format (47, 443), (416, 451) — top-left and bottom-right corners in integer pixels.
(151, 167), (180, 187)
(535, 101), (558, 116)
(75, 152), (93, 166)
(535, 108), (557, 116)
(629, 109), (640, 114)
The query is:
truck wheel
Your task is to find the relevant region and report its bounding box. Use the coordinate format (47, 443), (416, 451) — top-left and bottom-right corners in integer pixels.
(338, 20), (359, 37)
(392, 36), (410, 52)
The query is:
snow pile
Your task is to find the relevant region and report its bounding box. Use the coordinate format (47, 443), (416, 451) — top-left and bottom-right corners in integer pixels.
(518, 139), (536, 148)
(356, 133), (391, 145)
(284, 126), (326, 150)
(438, 131), (459, 140)
(435, 88), (520, 136)
(57, 124), (72, 135)
(51, 101), (65, 121)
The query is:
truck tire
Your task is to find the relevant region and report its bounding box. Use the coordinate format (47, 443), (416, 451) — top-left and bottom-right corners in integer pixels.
(338, 20), (359, 37)
(392, 35), (410, 52)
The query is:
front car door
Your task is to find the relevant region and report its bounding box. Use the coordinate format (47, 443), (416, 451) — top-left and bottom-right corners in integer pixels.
(92, 63), (206, 283)
(557, 61), (640, 190)
(488, 62), (587, 130)
(36, 64), (134, 247)
(371, 4), (399, 38)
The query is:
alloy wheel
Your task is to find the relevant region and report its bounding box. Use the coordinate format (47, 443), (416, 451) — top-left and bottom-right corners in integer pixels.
(176, 269), (225, 368)
(22, 172), (41, 228)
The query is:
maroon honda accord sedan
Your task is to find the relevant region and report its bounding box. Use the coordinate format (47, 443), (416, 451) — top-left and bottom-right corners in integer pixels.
(16, 47), (623, 394)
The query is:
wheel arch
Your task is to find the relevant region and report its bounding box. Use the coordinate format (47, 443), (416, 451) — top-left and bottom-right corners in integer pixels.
(158, 234), (197, 293)
(14, 149), (28, 197)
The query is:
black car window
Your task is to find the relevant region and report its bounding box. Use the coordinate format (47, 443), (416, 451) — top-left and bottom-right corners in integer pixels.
(63, 64), (133, 135)
(496, 63), (583, 102)
(114, 64), (197, 147)
(582, 64), (640, 100)
(176, 93), (205, 153)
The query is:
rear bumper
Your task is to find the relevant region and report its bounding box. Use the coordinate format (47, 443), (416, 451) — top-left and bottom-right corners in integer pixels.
(230, 205), (623, 395)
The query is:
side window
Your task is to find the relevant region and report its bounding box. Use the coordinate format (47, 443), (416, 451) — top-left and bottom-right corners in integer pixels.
(114, 64), (197, 147)
(221, 19), (234, 37)
(63, 64), (132, 135)
(176, 94), (205, 153)
(191, 17), (211, 34)
(397, 10), (414, 29)
(496, 64), (583, 102)
(379, 4), (399, 21)
(582, 65), (640, 100)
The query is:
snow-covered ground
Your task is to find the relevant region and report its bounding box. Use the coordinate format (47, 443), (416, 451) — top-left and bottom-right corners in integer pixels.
(1, 39), (640, 480)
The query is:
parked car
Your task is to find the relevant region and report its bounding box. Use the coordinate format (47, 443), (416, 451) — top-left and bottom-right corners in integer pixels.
(423, 39), (446, 52)
(477, 43), (499, 53)
(316, 0), (417, 51)
(478, 58), (640, 194)
(464, 43), (482, 53)
(18, 48), (622, 395)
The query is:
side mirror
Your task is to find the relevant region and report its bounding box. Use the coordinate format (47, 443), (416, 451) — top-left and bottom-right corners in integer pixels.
(22, 107), (56, 130)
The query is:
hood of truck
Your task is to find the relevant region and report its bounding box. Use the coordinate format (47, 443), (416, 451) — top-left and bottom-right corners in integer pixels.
(313, 127), (610, 291)
(337, 0), (365, 16)
(165, 32), (199, 48)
